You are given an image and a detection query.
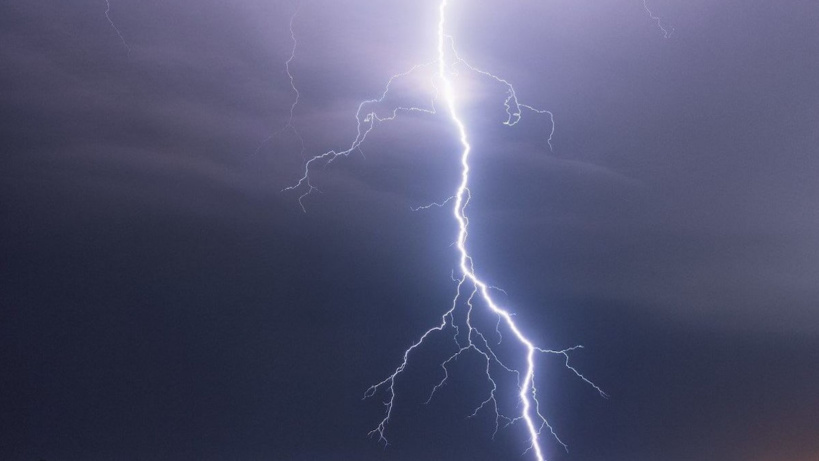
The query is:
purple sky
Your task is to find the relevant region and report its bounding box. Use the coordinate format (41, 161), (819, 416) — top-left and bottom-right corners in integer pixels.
(2, 1), (818, 460)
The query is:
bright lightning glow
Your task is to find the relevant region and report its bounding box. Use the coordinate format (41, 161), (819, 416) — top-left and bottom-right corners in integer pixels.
(284, 2), (608, 460)
(103, 0), (130, 54)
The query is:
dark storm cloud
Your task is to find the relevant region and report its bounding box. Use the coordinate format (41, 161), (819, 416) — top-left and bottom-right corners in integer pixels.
(2, 0), (818, 460)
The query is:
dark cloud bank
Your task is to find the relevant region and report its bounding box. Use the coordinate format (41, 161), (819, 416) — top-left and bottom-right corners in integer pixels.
(1, 1), (818, 460)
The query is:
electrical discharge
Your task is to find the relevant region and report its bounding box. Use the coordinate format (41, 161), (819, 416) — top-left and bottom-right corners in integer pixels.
(282, 1), (668, 459)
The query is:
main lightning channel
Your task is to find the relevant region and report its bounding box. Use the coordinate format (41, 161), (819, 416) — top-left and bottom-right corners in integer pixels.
(438, 2), (567, 459)
(364, 2), (605, 460)
(283, 2), (606, 459)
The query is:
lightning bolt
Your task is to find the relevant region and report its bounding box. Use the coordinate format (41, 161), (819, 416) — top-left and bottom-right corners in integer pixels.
(255, 6), (305, 159)
(643, 0), (674, 38)
(283, 1), (608, 459)
(103, 0), (130, 54)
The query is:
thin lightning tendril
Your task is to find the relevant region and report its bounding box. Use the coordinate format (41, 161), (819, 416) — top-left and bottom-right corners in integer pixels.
(255, 7), (306, 159)
(643, 0), (674, 38)
(448, 38), (555, 151)
(283, 60), (439, 211)
(103, 0), (130, 54)
(284, 1), (608, 460)
(410, 195), (455, 212)
(283, 8), (302, 137)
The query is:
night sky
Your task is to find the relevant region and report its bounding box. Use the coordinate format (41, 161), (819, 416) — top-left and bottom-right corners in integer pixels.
(2, 1), (819, 460)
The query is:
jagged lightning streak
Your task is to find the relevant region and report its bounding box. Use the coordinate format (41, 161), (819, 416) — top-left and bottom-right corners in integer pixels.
(284, 1), (606, 459)
(103, 0), (130, 54)
(283, 60), (438, 210)
(363, 5), (605, 460)
(435, 3), (553, 453)
(643, 0), (674, 38)
(256, 6), (306, 159)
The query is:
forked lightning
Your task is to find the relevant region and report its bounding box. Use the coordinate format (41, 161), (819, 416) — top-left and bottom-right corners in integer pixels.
(283, 2), (607, 460)
(281, 1), (669, 459)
